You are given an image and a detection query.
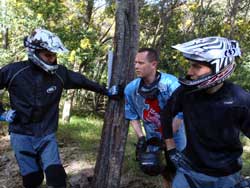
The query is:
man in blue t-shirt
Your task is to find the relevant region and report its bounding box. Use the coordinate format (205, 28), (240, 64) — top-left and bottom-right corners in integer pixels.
(124, 48), (186, 187)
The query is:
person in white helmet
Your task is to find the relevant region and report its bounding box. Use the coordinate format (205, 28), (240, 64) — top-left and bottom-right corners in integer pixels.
(160, 36), (250, 188)
(0, 28), (122, 188)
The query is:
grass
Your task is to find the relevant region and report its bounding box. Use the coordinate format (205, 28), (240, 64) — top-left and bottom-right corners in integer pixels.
(58, 115), (103, 162)
(57, 115), (163, 187)
(57, 115), (250, 185)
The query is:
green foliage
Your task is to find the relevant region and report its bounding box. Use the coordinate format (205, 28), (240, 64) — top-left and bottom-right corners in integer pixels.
(136, 0), (250, 90)
(58, 115), (103, 161)
(241, 136), (250, 176)
(0, 0), (112, 74)
(1, 0), (250, 107)
(231, 55), (250, 91)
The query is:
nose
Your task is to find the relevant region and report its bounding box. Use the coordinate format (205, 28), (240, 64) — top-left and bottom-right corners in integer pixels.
(49, 56), (56, 63)
(134, 62), (139, 69)
(45, 55), (57, 64)
(187, 67), (194, 76)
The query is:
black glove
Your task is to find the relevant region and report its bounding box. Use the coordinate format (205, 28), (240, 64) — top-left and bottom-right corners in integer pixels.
(164, 149), (177, 175)
(107, 85), (124, 100)
(135, 136), (147, 161)
(167, 148), (192, 171)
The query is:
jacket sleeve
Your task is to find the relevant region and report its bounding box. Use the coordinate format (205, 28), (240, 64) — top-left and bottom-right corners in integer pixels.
(239, 108), (250, 138)
(57, 66), (108, 95)
(237, 92), (250, 138)
(160, 86), (183, 139)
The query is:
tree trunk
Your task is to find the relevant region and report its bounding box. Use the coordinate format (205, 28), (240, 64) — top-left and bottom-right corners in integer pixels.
(61, 62), (79, 123)
(227, 0), (241, 38)
(91, 0), (139, 188)
(2, 27), (8, 49)
(62, 89), (75, 123)
(1, 0), (8, 49)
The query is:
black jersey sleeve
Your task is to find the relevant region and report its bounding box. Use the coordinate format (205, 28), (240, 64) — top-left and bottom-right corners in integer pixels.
(237, 93), (250, 138)
(56, 65), (108, 95)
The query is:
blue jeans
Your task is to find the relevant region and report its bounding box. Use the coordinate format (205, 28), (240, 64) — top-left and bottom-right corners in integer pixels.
(10, 133), (62, 176)
(173, 167), (241, 188)
(147, 122), (186, 152)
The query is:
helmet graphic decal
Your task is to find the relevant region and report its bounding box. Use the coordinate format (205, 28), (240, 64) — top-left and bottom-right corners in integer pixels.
(172, 37), (241, 91)
(24, 28), (68, 74)
(24, 28), (68, 53)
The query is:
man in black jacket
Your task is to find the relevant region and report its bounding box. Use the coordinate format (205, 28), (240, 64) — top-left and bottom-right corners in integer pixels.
(161, 37), (250, 188)
(0, 28), (121, 188)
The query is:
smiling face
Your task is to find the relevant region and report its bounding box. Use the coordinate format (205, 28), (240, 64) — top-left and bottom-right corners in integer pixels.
(134, 51), (158, 84)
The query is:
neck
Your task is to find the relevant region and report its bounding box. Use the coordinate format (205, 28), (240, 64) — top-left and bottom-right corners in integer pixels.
(206, 83), (224, 94)
(143, 72), (158, 85)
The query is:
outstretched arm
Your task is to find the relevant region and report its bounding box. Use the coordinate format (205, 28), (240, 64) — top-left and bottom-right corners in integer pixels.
(57, 67), (123, 98)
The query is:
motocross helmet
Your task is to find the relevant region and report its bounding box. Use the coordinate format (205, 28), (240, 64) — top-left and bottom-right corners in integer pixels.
(139, 151), (164, 176)
(24, 28), (68, 74)
(172, 37), (241, 91)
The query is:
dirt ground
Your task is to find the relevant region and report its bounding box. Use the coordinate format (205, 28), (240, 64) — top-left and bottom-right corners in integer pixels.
(0, 132), (160, 188)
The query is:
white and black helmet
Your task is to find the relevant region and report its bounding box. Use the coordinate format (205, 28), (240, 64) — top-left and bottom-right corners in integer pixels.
(24, 28), (68, 74)
(172, 37), (241, 91)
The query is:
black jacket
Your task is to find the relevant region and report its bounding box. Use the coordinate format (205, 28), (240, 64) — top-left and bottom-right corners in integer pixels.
(0, 60), (108, 136)
(161, 82), (250, 177)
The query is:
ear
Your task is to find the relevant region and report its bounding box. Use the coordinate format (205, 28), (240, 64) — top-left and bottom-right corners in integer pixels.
(151, 60), (158, 68)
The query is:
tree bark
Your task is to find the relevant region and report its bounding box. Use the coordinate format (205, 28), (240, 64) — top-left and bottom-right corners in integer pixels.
(1, 0), (8, 49)
(92, 0), (139, 188)
(61, 62), (79, 123)
(227, 0), (242, 38)
(2, 27), (8, 49)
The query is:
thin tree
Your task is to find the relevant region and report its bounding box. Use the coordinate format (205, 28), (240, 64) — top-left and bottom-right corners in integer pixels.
(1, 0), (8, 49)
(91, 0), (139, 188)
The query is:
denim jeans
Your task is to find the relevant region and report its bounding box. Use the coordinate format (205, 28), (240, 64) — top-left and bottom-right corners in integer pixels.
(173, 167), (241, 188)
(10, 133), (62, 175)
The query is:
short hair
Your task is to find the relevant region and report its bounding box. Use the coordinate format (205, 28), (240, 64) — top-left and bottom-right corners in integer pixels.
(138, 48), (159, 62)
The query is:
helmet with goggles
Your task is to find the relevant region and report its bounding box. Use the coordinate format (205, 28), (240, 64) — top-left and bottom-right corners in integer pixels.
(172, 37), (241, 91)
(24, 28), (68, 74)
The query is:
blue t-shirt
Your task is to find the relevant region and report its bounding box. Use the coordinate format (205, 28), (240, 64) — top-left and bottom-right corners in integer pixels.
(125, 72), (182, 142)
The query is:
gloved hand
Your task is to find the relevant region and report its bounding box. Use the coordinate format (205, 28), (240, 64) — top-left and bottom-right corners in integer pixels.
(167, 148), (192, 171)
(0, 109), (16, 123)
(164, 150), (177, 176)
(135, 136), (147, 161)
(107, 85), (124, 100)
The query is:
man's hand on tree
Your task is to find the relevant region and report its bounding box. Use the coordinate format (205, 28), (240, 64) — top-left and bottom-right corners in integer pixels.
(107, 85), (124, 100)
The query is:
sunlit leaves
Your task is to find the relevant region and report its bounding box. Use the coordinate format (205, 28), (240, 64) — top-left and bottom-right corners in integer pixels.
(80, 38), (91, 49)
